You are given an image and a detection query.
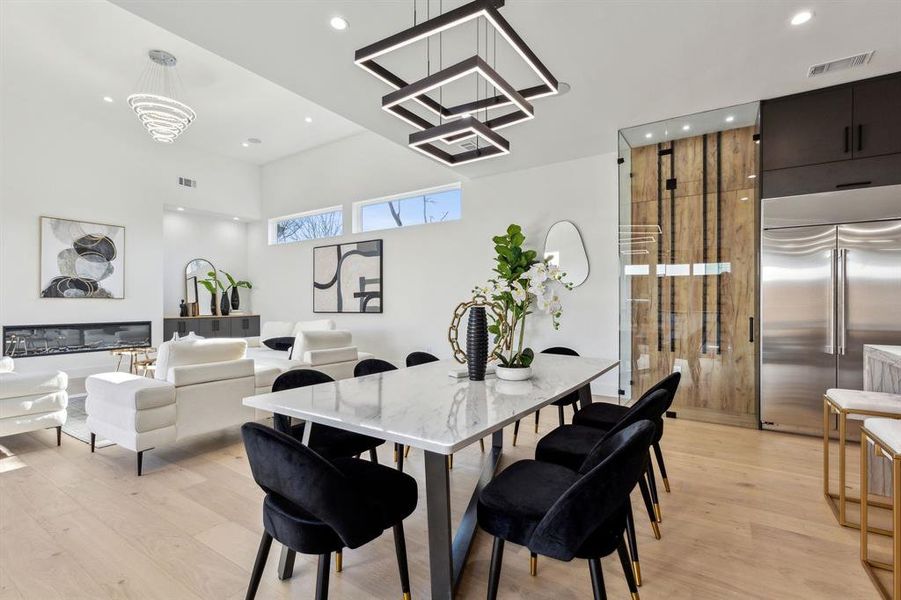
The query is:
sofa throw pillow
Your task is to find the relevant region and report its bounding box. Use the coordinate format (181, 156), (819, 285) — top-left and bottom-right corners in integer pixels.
(263, 337), (295, 352)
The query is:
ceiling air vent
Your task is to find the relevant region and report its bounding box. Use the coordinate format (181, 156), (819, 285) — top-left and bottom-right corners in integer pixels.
(459, 140), (479, 152)
(178, 176), (197, 188)
(808, 51), (874, 77)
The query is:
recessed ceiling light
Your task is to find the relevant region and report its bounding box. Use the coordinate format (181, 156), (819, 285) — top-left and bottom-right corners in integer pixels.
(330, 16), (348, 31)
(233, 217), (240, 221)
(790, 10), (813, 26)
(725, 115), (735, 123)
(102, 96), (114, 103)
(645, 132), (653, 139)
(176, 207), (185, 211)
(241, 142), (250, 147)
(682, 124), (690, 131)
(748, 174), (757, 179)
(305, 116), (313, 123)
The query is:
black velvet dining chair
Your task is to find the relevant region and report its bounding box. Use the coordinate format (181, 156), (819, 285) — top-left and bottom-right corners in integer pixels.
(241, 423), (417, 600)
(405, 351), (440, 368)
(574, 372), (681, 494)
(511, 347), (583, 445)
(272, 369), (386, 464)
(532, 388), (670, 585)
(477, 420), (655, 600)
(271, 369), (389, 574)
(353, 359), (408, 469)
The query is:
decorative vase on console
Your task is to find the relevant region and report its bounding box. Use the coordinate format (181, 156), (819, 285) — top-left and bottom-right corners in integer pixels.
(474, 224), (573, 382)
(219, 292), (230, 316)
(466, 306), (488, 381)
(210, 293), (218, 316)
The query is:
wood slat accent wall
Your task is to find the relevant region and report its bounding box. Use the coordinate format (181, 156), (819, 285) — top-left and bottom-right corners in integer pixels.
(628, 126), (758, 427)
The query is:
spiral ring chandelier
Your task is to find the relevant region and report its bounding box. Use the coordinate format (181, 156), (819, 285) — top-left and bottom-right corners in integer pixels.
(127, 50), (196, 144)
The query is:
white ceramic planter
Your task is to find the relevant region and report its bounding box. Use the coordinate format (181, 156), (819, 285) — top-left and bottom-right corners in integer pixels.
(495, 365), (533, 381)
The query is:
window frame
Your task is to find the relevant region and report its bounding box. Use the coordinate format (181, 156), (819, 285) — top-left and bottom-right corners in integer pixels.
(268, 204), (345, 246)
(352, 182), (462, 234)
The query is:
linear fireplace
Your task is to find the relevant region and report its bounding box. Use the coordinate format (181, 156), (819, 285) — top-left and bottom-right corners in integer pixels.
(2, 321), (152, 358)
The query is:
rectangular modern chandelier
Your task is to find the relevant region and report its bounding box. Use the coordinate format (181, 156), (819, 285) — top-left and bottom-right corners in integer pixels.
(354, 0), (559, 165)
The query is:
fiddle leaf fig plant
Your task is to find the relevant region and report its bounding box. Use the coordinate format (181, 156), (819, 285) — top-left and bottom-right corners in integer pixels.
(220, 270), (253, 293)
(475, 224), (572, 369)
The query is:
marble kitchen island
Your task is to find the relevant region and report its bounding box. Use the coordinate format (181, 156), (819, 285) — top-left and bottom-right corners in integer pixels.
(865, 345), (901, 496)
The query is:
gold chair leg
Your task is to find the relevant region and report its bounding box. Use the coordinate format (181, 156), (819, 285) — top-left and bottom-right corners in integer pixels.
(662, 478), (670, 493)
(861, 431), (869, 566)
(633, 561), (641, 586)
(651, 521), (660, 540)
(823, 399), (830, 502)
(479, 438), (485, 452)
(530, 552), (537, 576)
(404, 445), (410, 458)
(894, 457), (901, 600)
(335, 550), (343, 573)
(838, 412), (846, 523)
(448, 454), (453, 469)
(394, 447), (399, 463)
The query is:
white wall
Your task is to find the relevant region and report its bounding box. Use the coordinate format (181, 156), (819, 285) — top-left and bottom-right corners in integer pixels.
(162, 211), (251, 317)
(0, 70), (260, 383)
(249, 132), (620, 395)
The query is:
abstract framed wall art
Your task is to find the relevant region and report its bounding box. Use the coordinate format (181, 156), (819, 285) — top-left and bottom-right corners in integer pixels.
(313, 239), (382, 313)
(40, 216), (125, 298)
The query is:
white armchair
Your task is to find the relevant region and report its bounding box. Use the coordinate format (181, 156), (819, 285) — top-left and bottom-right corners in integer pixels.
(0, 357), (68, 445)
(85, 338), (255, 475)
(246, 319), (372, 388)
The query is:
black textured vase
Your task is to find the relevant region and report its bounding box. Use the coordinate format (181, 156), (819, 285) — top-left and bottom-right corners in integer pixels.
(467, 306), (488, 381)
(231, 287), (240, 310)
(219, 292), (230, 316)
(210, 294), (217, 316)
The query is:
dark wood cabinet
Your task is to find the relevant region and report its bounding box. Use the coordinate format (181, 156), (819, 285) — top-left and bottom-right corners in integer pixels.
(162, 315), (260, 341)
(761, 87), (852, 171)
(761, 72), (901, 197)
(852, 76), (901, 159)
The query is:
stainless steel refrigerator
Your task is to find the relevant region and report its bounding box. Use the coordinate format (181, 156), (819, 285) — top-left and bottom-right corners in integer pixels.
(761, 184), (901, 435)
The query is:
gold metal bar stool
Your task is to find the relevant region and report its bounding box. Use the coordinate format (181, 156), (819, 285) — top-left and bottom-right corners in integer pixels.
(861, 418), (901, 599)
(824, 389), (901, 533)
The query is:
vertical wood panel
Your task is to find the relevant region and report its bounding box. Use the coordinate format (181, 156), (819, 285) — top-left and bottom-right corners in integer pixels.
(628, 126), (758, 426)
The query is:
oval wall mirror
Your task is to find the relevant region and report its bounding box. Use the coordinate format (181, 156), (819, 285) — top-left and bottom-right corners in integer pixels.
(184, 258), (216, 315)
(544, 221), (589, 287)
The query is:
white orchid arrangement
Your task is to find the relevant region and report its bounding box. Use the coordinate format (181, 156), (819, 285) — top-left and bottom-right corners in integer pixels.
(473, 224), (573, 369)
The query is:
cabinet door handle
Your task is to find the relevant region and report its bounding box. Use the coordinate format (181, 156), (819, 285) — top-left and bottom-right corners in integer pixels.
(857, 124), (863, 152)
(843, 126), (850, 153)
(749, 316), (755, 343)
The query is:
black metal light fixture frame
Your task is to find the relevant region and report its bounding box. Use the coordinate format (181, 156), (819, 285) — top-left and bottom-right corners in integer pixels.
(354, 0), (559, 164)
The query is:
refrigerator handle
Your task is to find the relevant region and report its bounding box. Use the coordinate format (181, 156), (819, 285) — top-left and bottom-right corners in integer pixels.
(828, 249), (836, 355)
(838, 248), (847, 356)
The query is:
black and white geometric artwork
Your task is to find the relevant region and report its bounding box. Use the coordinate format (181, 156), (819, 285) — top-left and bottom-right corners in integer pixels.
(313, 239), (382, 313)
(40, 217), (125, 299)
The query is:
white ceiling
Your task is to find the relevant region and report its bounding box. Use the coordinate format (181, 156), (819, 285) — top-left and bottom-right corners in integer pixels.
(0, 1), (363, 166)
(111, 0), (901, 178)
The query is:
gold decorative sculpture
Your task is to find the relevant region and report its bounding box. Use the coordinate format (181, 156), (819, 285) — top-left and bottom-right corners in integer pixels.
(447, 295), (509, 364)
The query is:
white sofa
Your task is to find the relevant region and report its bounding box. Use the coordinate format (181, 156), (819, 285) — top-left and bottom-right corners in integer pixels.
(85, 321), (370, 475)
(0, 356), (68, 445)
(246, 319), (372, 389)
(86, 338), (255, 475)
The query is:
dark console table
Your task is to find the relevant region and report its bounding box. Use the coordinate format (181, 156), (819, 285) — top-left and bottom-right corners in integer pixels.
(163, 315), (260, 340)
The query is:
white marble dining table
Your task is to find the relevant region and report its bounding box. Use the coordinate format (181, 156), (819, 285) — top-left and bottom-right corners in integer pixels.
(244, 353), (619, 600)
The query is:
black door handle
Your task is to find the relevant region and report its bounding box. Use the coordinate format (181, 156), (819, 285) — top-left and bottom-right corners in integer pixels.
(843, 126), (850, 153)
(749, 316), (755, 343)
(857, 124), (863, 152)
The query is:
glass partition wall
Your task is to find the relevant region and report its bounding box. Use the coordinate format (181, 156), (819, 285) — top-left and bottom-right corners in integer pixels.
(618, 103), (761, 427)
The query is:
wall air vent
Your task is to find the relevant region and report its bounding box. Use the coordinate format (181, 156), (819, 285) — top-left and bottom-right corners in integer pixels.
(178, 177), (197, 188)
(808, 51), (874, 77)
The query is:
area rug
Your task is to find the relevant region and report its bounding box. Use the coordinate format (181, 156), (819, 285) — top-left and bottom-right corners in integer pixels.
(62, 394), (115, 448)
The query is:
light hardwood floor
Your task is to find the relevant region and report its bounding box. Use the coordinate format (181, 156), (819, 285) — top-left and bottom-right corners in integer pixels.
(0, 409), (883, 599)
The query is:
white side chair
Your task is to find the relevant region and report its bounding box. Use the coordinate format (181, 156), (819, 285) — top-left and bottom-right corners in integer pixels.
(824, 388), (901, 530)
(861, 418), (901, 599)
(0, 356), (68, 445)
